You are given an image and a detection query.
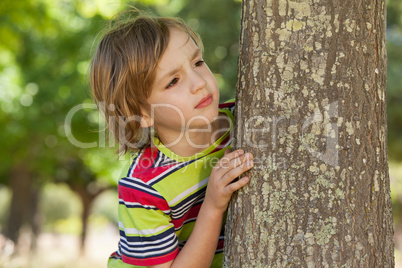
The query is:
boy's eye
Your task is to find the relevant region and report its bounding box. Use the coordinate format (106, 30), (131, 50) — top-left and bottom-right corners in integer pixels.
(166, 78), (179, 89)
(194, 60), (205, 67)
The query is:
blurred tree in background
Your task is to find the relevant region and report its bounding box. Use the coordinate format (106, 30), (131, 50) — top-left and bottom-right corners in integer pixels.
(0, 0), (401, 264)
(388, 0), (402, 161)
(387, 0), (402, 254)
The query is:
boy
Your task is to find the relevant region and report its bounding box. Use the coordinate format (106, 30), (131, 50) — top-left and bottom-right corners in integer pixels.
(90, 11), (254, 268)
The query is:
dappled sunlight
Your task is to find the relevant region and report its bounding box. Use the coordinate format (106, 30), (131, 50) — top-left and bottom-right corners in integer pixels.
(390, 162), (402, 267)
(0, 221), (119, 268)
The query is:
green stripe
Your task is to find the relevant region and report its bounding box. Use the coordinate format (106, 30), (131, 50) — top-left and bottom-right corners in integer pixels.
(154, 149), (227, 204)
(119, 205), (171, 236)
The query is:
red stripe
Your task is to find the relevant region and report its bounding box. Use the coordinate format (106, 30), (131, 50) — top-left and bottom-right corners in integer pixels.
(118, 184), (170, 211)
(217, 239), (224, 250)
(133, 164), (179, 183)
(109, 251), (120, 258)
(219, 101), (235, 108)
(133, 147), (156, 173)
(132, 147), (181, 183)
(171, 203), (201, 228)
(121, 247), (179, 266)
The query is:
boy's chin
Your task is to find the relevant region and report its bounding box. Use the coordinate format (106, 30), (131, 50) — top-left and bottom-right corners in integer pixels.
(186, 119), (215, 129)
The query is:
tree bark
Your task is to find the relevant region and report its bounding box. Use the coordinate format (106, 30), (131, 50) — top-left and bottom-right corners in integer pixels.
(224, 0), (394, 267)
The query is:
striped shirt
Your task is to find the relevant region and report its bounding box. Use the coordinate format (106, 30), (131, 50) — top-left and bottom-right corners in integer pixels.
(108, 102), (235, 267)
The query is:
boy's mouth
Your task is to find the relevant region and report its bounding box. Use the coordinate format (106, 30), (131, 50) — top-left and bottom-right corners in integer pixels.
(195, 94), (213, 109)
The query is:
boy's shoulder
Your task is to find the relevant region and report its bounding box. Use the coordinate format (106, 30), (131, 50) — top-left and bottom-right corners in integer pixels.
(121, 147), (181, 184)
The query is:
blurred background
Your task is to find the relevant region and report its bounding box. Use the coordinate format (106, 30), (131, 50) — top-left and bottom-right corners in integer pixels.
(0, 0), (401, 267)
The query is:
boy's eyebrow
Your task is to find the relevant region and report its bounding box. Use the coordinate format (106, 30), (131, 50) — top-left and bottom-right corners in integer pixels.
(160, 48), (201, 82)
(190, 48), (202, 61)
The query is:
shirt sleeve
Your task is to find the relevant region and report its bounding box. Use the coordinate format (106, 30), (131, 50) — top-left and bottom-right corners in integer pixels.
(117, 176), (179, 266)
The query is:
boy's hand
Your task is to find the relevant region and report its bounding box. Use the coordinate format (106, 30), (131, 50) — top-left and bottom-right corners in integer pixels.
(204, 149), (254, 213)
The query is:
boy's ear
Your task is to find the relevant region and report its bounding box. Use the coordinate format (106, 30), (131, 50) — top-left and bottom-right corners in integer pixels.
(139, 112), (154, 128)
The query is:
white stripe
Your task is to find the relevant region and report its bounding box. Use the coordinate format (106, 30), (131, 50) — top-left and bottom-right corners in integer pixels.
(128, 152), (143, 177)
(121, 232), (176, 247)
(160, 154), (178, 166)
(171, 196), (198, 218)
(119, 222), (172, 236)
(120, 239), (178, 258)
(121, 237), (176, 253)
(174, 217), (197, 231)
(119, 199), (156, 209)
(147, 162), (187, 185)
(120, 178), (162, 197)
(170, 191), (204, 218)
(168, 177), (209, 206)
(161, 158), (177, 166)
(119, 199), (170, 214)
(154, 151), (163, 167)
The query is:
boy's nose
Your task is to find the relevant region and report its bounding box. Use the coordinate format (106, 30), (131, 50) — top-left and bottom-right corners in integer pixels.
(190, 71), (207, 94)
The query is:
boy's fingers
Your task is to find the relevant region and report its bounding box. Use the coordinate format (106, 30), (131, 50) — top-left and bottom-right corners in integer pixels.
(224, 149), (244, 160)
(225, 177), (250, 194)
(215, 149), (245, 169)
(212, 151), (253, 180)
(218, 152), (253, 172)
(221, 158), (253, 185)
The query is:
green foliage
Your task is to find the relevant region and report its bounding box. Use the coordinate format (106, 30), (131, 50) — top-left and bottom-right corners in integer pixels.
(387, 0), (402, 28)
(387, 25), (402, 161)
(0, 0), (119, 185)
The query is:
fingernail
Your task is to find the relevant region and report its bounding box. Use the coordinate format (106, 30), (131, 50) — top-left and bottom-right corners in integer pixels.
(236, 150), (244, 157)
(247, 160), (254, 166)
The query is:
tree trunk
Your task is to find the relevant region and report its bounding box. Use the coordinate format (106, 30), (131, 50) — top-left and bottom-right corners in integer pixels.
(224, 0), (394, 267)
(69, 183), (93, 255)
(69, 182), (108, 255)
(4, 164), (40, 251)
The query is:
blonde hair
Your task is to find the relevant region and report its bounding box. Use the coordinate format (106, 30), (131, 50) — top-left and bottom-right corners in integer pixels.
(90, 10), (203, 155)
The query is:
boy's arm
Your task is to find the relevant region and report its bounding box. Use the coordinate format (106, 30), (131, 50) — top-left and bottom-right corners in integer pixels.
(147, 205), (223, 268)
(148, 149), (254, 268)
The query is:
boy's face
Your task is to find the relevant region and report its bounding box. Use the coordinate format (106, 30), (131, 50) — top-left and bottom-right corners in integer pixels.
(142, 27), (220, 140)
